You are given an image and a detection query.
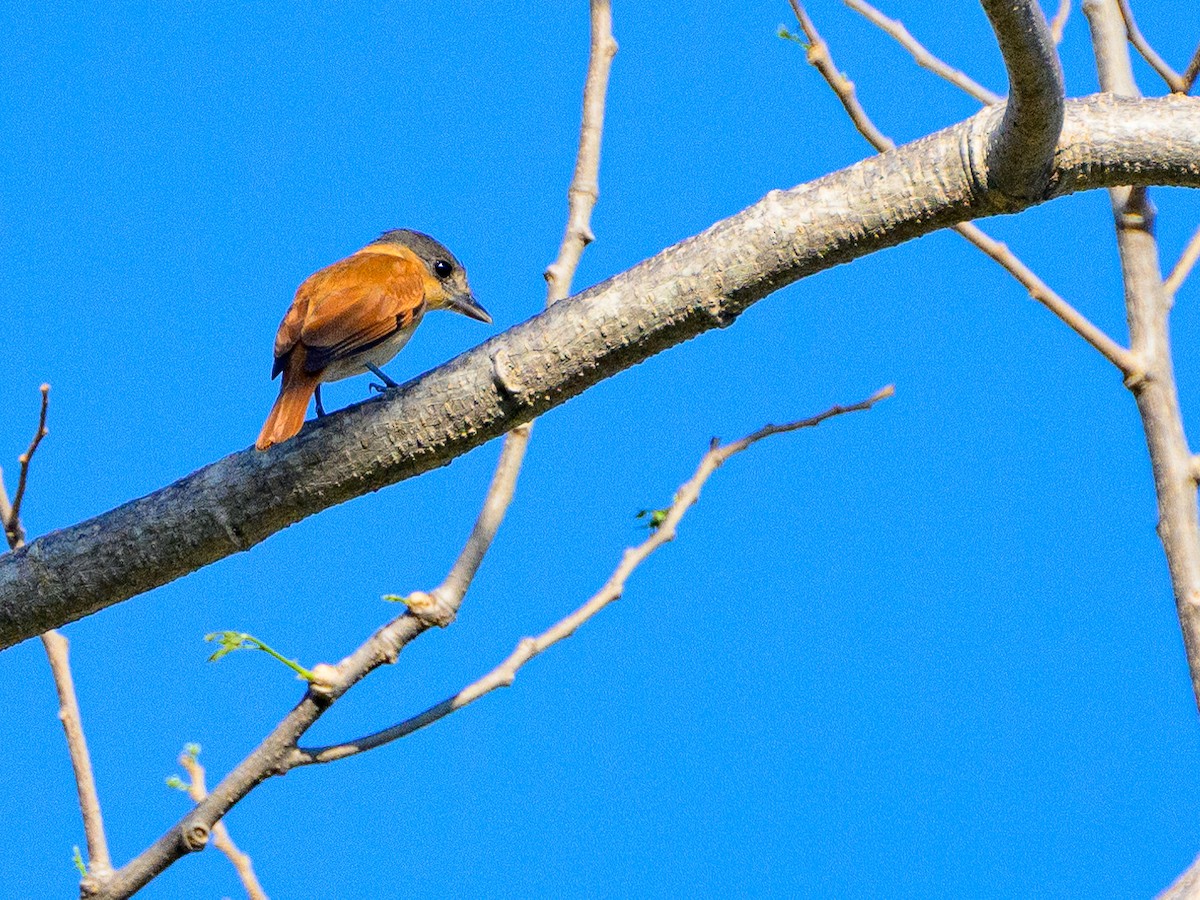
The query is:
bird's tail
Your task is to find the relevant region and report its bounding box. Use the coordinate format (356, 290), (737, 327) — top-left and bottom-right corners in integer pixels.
(256, 352), (320, 451)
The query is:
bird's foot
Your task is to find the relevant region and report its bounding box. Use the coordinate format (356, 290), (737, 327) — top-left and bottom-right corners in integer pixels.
(365, 363), (400, 390)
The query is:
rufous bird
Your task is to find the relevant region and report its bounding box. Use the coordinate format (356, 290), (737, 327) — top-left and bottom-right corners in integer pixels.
(256, 229), (491, 451)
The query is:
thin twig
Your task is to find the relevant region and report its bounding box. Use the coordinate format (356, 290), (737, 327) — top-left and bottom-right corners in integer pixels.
(402, 423), (531, 626)
(89, 6), (619, 898)
(4, 383), (49, 547)
(789, 1), (893, 149)
(843, 0), (1002, 105)
(398, 0), (616, 632)
(294, 386), (895, 764)
(1183, 42), (1200, 93)
(1049, 0), (1072, 44)
(955, 221), (1138, 373)
(790, 1), (1137, 376)
(544, 0), (618, 303)
(43, 632), (112, 881)
(1115, 0), (1187, 93)
(0, 390), (113, 886)
(299, 0), (621, 753)
(179, 751), (268, 900)
(1165, 223), (1200, 295)
(0, 470), (10, 542)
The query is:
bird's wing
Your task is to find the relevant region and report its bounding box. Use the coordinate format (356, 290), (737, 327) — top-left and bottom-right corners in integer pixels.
(270, 290), (310, 378)
(275, 251), (428, 376)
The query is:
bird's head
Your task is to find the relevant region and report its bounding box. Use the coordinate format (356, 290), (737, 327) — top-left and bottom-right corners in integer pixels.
(369, 228), (491, 324)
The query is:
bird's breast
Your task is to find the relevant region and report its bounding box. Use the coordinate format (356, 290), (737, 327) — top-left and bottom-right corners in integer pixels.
(318, 320), (420, 383)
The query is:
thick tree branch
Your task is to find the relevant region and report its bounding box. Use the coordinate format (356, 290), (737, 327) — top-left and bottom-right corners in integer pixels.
(0, 96), (1199, 651)
(979, 0), (1065, 200)
(792, 0), (1136, 374)
(1162, 850), (1200, 900)
(85, 6), (620, 898)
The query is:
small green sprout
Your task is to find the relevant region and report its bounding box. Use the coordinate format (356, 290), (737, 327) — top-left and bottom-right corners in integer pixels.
(636, 508), (670, 531)
(778, 26), (808, 46)
(204, 631), (315, 682)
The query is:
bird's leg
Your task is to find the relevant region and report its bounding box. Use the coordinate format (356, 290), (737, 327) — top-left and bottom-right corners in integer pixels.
(314, 385), (327, 418)
(366, 363), (400, 394)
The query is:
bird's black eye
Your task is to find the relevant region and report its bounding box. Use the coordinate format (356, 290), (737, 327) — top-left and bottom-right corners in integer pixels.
(433, 259), (453, 279)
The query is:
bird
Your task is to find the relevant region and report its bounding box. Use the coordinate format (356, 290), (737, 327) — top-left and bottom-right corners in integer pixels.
(255, 229), (491, 451)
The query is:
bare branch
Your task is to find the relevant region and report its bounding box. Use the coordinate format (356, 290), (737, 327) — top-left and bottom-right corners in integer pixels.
(403, 423), (531, 626)
(42, 631), (112, 886)
(954, 221), (1138, 374)
(1159, 848), (1200, 900)
(3, 383), (49, 548)
(1184, 42), (1200, 93)
(979, 0), (1065, 199)
(1115, 0), (1187, 93)
(0, 392), (114, 891)
(178, 750), (268, 900)
(544, 0), (617, 303)
(1, 391), (113, 890)
(293, 386), (895, 765)
(1165, 223), (1200, 295)
(1049, 0), (1072, 45)
(789, 1), (894, 150)
(1084, 1), (1200, 721)
(0, 472), (10, 545)
(792, 1), (1136, 375)
(842, 0), (1002, 105)
(409, 0), (617, 629)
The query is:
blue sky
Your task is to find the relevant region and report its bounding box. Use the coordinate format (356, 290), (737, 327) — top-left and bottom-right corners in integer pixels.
(2, 1), (1200, 897)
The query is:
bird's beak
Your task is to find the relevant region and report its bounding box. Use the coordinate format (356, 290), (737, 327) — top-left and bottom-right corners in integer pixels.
(447, 291), (492, 324)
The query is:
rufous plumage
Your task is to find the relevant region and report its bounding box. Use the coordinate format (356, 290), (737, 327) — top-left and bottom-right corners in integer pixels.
(256, 229), (490, 451)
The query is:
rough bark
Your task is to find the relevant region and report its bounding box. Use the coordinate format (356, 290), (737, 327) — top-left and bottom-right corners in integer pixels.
(0, 95), (1198, 651)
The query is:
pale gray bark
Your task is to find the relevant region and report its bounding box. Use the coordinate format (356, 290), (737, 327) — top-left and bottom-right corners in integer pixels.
(1, 95), (1199, 651)
(980, 0), (1065, 200)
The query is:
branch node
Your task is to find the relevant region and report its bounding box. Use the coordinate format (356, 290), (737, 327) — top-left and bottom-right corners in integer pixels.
(80, 873), (106, 898)
(402, 590), (457, 628)
(703, 297), (739, 329)
(1123, 363), (1151, 392)
(181, 819), (211, 852)
(308, 663), (340, 697)
(490, 347), (525, 403)
(513, 636), (539, 664)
